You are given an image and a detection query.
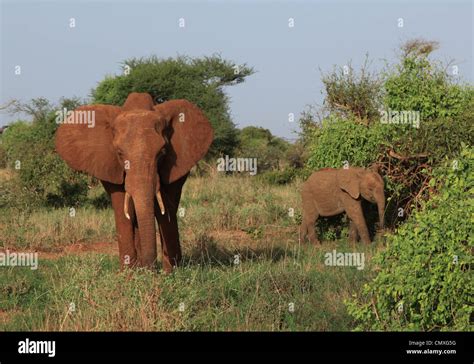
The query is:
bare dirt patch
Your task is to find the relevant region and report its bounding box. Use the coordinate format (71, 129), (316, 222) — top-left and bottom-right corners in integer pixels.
(0, 309), (19, 326)
(210, 230), (249, 244)
(42, 241), (117, 259)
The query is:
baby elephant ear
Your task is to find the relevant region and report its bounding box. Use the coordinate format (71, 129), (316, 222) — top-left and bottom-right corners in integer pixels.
(55, 105), (125, 184)
(337, 168), (361, 199)
(154, 100), (213, 184)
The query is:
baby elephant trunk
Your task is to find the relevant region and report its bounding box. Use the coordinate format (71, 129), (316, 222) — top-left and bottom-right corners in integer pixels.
(376, 192), (385, 230)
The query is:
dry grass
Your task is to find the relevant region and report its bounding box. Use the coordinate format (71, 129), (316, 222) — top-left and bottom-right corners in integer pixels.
(0, 173), (380, 331)
(0, 207), (115, 251)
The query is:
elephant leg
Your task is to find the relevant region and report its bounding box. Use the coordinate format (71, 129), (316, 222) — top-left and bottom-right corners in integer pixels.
(299, 223), (307, 244)
(301, 199), (320, 245)
(155, 174), (188, 273)
(133, 224), (142, 266)
(102, 181), (138, 268)
(345, 200), (371, 244)
(348, 220), (359, 243)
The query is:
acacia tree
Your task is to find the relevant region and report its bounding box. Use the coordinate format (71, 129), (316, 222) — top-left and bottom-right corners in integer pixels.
(91, 55), (254, 157)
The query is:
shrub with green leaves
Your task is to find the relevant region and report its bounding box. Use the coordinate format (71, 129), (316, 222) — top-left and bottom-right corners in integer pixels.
(346, 145), (473, 331)
(321, 56), (383, 124)
(237, 126), (290, 173)
(384, 40), (473, 121)
(305, 116), (391, 174)
(258, 168), (297, 186)
(2, 99), (88, 207)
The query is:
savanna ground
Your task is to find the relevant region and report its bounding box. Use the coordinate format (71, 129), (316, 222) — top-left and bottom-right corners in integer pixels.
(0, 172), (383, 331)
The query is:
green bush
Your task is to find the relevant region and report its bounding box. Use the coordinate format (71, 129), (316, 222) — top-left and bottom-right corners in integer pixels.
(237, 126), (290, 173)
(284, 141), (307, 169)
(384, 40), (473, 121)
(321, 56), (383, 124)
(374, 99), (473, 222)
(346, 145), (473, 331)
(305, 116), (392, 174)
(258, 168), (297, 185)
(2, 100), (88, 207)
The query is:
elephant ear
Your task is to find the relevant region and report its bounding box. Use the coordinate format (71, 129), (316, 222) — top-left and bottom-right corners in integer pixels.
(55, 105), (125, 184)
(337, 168), (361, 199)
(154, 100), (213, 184)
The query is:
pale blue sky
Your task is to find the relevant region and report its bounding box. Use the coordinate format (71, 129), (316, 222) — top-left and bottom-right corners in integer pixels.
(1, 0), (472, 138)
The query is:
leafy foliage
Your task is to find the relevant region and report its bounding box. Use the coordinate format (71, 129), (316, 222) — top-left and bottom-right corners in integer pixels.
(258, 167), (297, 185)
(284, 142), (307, 169)
(236, 126), (305, 186)
(305, 116), (390, 174)
(92, 55), (254, 156)
(237, 126), (290, 173)
(346, 146), (473, 331)
(1, 98), (88, 207)
(384, 40), (473, 121)
(321, 56), (383, 125)
(375, 100), (474, 220)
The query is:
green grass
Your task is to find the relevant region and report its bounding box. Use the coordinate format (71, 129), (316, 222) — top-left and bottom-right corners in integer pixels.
(0, 173), (381, 331)
(0, 240), (379, 331)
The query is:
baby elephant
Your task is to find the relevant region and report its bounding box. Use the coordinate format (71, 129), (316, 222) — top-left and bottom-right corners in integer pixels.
(300, 167), (385, 244)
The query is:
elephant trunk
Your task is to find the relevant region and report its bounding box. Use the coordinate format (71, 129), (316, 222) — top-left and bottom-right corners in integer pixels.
(125, 165), (159, 268)
(133, 191), (158, 268)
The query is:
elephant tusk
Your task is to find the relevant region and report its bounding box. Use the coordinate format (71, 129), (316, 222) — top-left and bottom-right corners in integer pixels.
(124, 192), (132, 220)
(156, 191), (165, 215)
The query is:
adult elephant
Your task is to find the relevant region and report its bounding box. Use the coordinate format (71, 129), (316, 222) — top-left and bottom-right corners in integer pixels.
(300, 167), (385, 245)
(55, 93), (213, 272)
